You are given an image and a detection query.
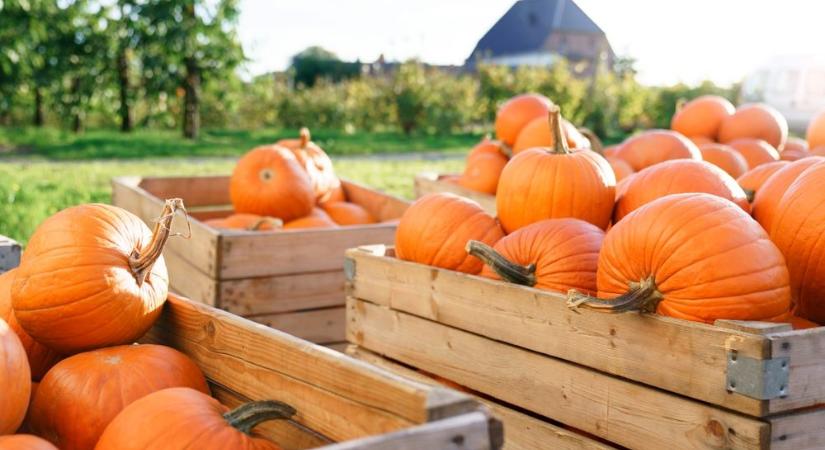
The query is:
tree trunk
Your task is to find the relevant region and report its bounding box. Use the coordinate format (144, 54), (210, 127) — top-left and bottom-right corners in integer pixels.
(71, 77), (83, 134)
(33, 86), (44, 127)
(118, 48), (133, 132)
(183, 57), (200, 139)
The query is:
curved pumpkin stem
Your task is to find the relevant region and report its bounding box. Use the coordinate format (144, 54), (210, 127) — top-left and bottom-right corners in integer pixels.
(566, 277), (663, 314)
(547, 106), (571, 155)
(465, 240), (536, 287)
(743, 188), (755, 203)
(224, 400), (297, 435)
(578, 127), (603, 154)
(299, 127), (311, 149)
(129, 198), (187, 286)
(247, 217), (283, 231)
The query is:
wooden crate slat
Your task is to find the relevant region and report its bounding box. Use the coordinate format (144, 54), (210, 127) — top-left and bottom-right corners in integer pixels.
(342, 180), (409, 222)
(768, 408), (825, 450)
(347, 297), (769, 450)
(164, 248), (219, 306)
(414, 172), (496, 214)
(139, 175), (232, 207)
(768, 328), (825, 413)
(248, 306), (347, 345)
(219, 270), (345, 315)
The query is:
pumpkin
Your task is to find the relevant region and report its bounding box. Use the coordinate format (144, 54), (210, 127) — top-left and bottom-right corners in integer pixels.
(607, 156), (634, 181)
(0, 435), (57, 450)
(811, 146), (825, 157)
(512, 114), (590, 154)
(275, 128), (342, 203)
(229, 145), (315, 222)
(320, 202), (377, 226)
(458, 139), (509, 194)
(770, 161), (825, 323)
(283, 208), (338, 230)
(95, 387), (293, 450)
(602, 144), (619, 158)
(468, 218), (603, 294)
(614, 172), (636, 201)
(806, 109), (825, 148)
(751, 157), (824, 232)
(613, 160), (749, 222)
(568, 193), (791, 323)
(727, 138), (779, 168)
(689, 136), (714, 147)
(12, 200), (182, 354)
(28, 344), (209, 450)
(496, 107), (615, 233)
(784, 136), (808, 153)
(0, 270), (61, 381)
(396, 193), (504, 274)
(577, 127), (603, 153)
(699, 143), (748, 178)
(0, 318), (30, 435)
(204, 213), (282, 231)
(613, 130), (701, 171)
(494, 94), (553, 147)
(780, 148), (810, 161)
(719, 103), (788, 150)
(736, 161), (789, 200)
(670, 95), (735, 140)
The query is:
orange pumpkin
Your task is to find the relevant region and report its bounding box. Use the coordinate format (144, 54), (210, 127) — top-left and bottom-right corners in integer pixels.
(320, 202), (377, 226)
(780, 148), (811, 161)
(806, 109), (825, 148)
(469, 218), (603, 294)
(727, 138), (780, 169)
(602, 144), (619, 158)
(12, 200), (181, 354)
(770, 161), (825, 323)
(784, 136), (809, 153)
(0, 270), (61, 381)
(276, 128), (342, 203)
(0, 435), (57, 450)
(699, 143), (748, 178)
(229, 145), (315, 222)
(494, 94), (553, 147)
(283, 208), (338, 230)
(671, 95), (735, 140)
(614, 160), (749, 222)
(614, 172), (636, 202)
(496, 107), (615, 233)
(811, 146), (825, 157)
(512, 114), (590, 154)
(458, 139), (509, 194)
(613, 130), (701, 171)
(569, 193), (791, 323)
(607, 156), (634, 181)
(28, 344), (209, 450)
(396, 193), (504, 274)
(0, 318), (30, 435)
(204, 213), (282, 231)
(752, 157), (824, 233)
(95, 387), (292, 450)
(719, 103), (788, 150)
(689, 136), (714, 147)
(736, 161), (790, 197)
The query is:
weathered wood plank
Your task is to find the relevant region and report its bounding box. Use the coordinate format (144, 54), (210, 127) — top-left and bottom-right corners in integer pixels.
(139, 175), (231, 207)
(414, 172), (496, 214)
(0, 236), (21, 273)
(164, 248), (219, 306)
(247, 306), (347, 345)
(768, 408), (825, 450)
(347, 297), (769, 450)
(768, 328), (825, 413)
(342, 180), (409, 222)
(220, 270), (345, 315)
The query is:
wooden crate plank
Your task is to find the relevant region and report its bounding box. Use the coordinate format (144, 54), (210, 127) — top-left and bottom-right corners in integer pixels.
(326, 343), (350, 352)
(346, 247), (769, 416)
(342, 180), (409, 222)
(220, 270), (345, 315)
(247, 306), (346, 345)
(143, 294), (479, 443)
(0, 236), (21, 273)
(164, 249), (219, 306)
(139, 175), (231, 207)
(414, 172), (496, 214)
(347, 298), (769, 450)
(768, 408), (825, 450)
(769, 328), (825, 413)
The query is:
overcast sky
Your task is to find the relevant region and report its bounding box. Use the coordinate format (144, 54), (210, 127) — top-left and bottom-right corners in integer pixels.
(237, 0), (825, 86)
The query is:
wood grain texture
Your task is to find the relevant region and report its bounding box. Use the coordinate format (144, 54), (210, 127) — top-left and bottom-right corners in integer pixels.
(769, 328), (825, 413)
(164, 248), (219, 306)
(139, 175), (231, 207)
(768, 408), (825, 450)
(414, 172), (497, 214)
(247, 306), (347, 345)
(220, 270), (345, 315)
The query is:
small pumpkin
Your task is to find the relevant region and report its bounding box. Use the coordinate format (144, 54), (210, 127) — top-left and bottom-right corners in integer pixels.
(204, 213), (282, 232)
(670, 95), (735, 140)
(396, 193), (504, 274)
(468, 218), (603, 294)
(751, 157), (824, 232)
(780, 148), (810, 161)
(512, 114), (591, 153)
(784, 136), (808, 153)
(602, 144), (619, 158)
(607, 156), (634, 181)
(496, 107), (615, 233)
(568, 193), (791, 324)
(28, 344), (209, 450)
(736, 161), (790, 200)
(494, 94), (553, 147)
(699, 143), (748, 178)
(229, 145), (315, 222)
(727, 138), (779, 169)
(276, 128), (342, 203)
(283, 208), (339, 230)
(12, 200), (182, 354)
(613, 130), (701, 171)
(689, 136), (714, 147)
(613, 160), (749, 222)
(719, 103), (788, 150)
(320, 202), (377, 226)
(458, 139), (509, 194)
(811, 146), (825, 157)
(0, 318), (30, 435)
(806, 109), (825, 149)
(0, 435), (57, 450)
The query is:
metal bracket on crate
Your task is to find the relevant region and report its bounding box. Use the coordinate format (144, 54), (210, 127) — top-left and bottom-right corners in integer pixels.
(726, 350), (789, 400)
(343, 257), (356, 282)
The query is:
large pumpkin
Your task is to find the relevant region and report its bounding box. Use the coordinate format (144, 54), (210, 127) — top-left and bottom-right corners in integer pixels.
(320, 202), (376, 226)
(699, 143), (748, 178)
(670, 95), (735, 140)
(569, 194), (791, 323)
(28, 344), (209, 450)
(283, 208), (338, 230)
(727, 138), (780, 168)
(458, 139), (509, 194)
(806, 109), (825, 148)
(736, 161), (790, 199)
(607, 156), (634, 181)
(512, 115), (590, 154)
(613, 130), (701, 171)
(469, 218), (603, 294)
(496, 107), (615, 233)
(0, 270), (61, 381)
(770, 161), (825, 323)
(780, 147), (811, 161)
(204, 213), (281, 232)
(396, 193), (503, 274)
(0, 435), (57, 450)
(275, 128), (342, 203)
(752, 157), (824, 232)
(613, 160), (749, 222)
(229, 145), (315, 222)
(719, 103), (788, 150)
(0, 318), (30, 435)
(95, 387), (292, 450)
(12, 200), (181, 354)
(494, 94), (553, 146)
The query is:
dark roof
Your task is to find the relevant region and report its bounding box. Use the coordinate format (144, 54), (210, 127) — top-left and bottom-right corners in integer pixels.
(467, 0), (606, 62)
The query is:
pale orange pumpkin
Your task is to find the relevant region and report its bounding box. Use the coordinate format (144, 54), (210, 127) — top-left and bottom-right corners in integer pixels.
(607, 156), (634, 181)
(736, 161), (790, 199)
(204, 213), (282, 231)
(0, 318), (30, 435)
(613, 130), (701, 171)
(512, 115), (591, 154)
(699, 143), (748, 178)
(0, 435), (57, 450)
(671, 95), (735, 140)
(719, 103), (788, 150)
(276, 128), (342, 203)
(458, 139), (509, 194)
(728, 138), (780, 169)
(320, 202), (377, 226)
(283, 208), (338, 230)
(494, 94), (553, 147)
(806, 109), (825, 149)
(751, 157), (824, 232)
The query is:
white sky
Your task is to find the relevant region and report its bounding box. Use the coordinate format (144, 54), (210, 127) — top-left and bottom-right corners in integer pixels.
(238, 0), (825, 86)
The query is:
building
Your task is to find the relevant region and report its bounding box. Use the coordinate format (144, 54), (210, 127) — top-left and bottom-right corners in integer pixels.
(465, 0), (614, 77)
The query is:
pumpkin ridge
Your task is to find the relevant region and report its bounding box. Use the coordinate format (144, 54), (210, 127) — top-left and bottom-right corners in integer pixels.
(640, 193), (714, 273)
(792, 199), (825, 302)
(663, 259), (789, 295)
(662, 285), (790, 321)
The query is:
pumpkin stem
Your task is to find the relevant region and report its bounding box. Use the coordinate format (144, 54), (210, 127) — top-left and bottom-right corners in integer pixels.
(566, 277), (663, 314)
(743, 188), (755, 203)
(578, 127), (603, 154)
(224, 400), (297, 435)
(465, 240), (536, 287)
(129, 198), (187, 286)
(247, 217), (283, 231)
(547, 106), (571, 155)
(675, 98), (687, 114)
(299, 127), (311, 149)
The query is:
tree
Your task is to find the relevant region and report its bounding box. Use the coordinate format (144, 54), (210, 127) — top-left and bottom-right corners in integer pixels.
(290, 46), (360, 88)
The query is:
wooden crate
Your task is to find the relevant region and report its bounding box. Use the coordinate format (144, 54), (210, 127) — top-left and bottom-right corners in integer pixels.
(345, 245), (825, 450)
(414, 172), (496, 214)
(111, 175), (408, 348)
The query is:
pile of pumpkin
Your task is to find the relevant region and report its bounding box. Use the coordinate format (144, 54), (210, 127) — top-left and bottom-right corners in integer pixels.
(0, 200), (291, 449)
(397, 102), (825, 328)
(206, 128), (379, 231)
